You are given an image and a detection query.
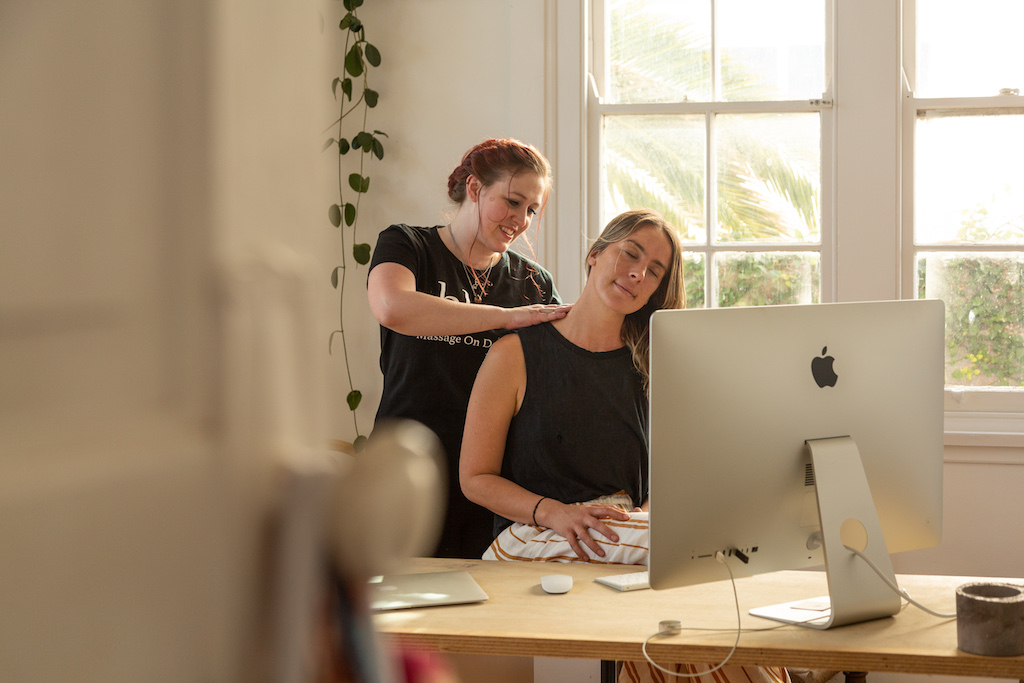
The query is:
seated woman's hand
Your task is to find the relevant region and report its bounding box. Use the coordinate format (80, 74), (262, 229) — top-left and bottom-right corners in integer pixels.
(538, 500), (631, 561)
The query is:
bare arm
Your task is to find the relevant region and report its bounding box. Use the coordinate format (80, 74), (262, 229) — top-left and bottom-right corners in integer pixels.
(367, 262), (570, 337)
(459, 335), (628, 560)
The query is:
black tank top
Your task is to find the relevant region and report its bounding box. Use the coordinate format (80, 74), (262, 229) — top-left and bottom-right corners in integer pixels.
(496, 323), (649, 535)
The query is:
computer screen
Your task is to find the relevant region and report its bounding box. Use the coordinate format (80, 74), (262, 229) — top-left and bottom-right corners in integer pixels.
(648, 300), (945, 629)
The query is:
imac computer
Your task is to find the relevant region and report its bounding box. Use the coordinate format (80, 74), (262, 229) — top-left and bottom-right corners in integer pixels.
(648, 299), (945, 629)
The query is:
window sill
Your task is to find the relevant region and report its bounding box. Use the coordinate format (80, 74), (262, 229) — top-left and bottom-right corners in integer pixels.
(943, 407), (1024, 466)
(944, 430), (1024, 449)
(943, 404), (1024, 456)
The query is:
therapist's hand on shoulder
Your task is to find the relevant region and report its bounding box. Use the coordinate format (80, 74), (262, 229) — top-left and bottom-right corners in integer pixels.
(504, 303), (572, 330)
(536, 499), (631, 561)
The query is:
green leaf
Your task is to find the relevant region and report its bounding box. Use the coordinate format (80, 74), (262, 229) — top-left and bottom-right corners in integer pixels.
(328, 204), (342, 227)
(348, 173), (370, 193)
(346, 390), (362, 411)
(344, 202), (356, 226)
(338, 138), (350, 154)
(365, 89), (378, 108)
(339, 13), (353, 30)
(353, 435), (368, 453)
(365, 43), (381, 67)
(331, 266), (340, 289)
(371, 138), (384, 160)
(343, 0), (363, 12)
(348, 17), (363, 33)
(354, 131), (374, 151)
(345, 45), (364, 78)
(353, 243), (371, 265)
(341, 78), (352, 100)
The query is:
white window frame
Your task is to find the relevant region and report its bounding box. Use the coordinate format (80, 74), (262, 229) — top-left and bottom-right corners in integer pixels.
(899, 0), (1024, 441)
(586, 0), (835, 309)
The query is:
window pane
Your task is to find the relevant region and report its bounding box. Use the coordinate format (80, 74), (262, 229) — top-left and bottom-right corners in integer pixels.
(608, 0), (711, 104)
(715, 113), (821, 243)
(718, 0), (826, 102)
(916, 114), (1024, 245)
(715, 252), (820, 307)
(603, 115), (706, 243)
(916, 0), (1024, 98)
(683, 252), (706, 308)
(918, 252), (1024, 387)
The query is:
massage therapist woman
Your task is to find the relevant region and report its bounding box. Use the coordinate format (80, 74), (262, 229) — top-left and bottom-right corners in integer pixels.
(367, 138), (571, 558)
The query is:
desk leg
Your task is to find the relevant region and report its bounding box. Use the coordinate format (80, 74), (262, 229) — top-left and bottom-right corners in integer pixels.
(601, 660), (617, 683)
(843, 672), (867, 683)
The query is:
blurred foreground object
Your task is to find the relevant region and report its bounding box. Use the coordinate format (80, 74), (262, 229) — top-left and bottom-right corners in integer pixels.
(313, 419), (448, 683)
(331, 419), (446, 580)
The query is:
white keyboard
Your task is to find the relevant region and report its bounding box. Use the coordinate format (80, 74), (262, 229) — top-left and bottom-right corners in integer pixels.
(594, 570), (650, 591)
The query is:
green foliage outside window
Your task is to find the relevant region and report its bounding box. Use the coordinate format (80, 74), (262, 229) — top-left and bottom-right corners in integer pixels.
(717, 253), (820, 308)
(918, 203), (1024, 386)
(920, 254), (1024, 386)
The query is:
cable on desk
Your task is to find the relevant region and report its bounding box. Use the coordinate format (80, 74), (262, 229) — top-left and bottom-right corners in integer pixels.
(844, 544), (958, 619)
(641, 551), (742, 678)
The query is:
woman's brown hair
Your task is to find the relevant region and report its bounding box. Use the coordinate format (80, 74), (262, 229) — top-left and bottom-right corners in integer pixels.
(447, 138), (552, 205)
(586, 209), (687, 393)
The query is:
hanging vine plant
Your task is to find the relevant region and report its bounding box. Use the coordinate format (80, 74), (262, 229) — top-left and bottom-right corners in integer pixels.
(324, 0), (386, 453)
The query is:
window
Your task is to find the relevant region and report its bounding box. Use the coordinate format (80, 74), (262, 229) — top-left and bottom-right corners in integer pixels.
(903, 0), (1024, 396)
(590, 0), (830, 308)
(579, 0), (1024, 431)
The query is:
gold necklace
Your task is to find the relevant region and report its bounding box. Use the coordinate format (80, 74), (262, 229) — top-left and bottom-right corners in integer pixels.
(447, 224), (496, 303)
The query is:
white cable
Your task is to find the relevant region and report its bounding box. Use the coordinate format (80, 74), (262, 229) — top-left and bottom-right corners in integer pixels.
(641, 551), (742, 678)
(844, 545), (958, 619)
(641, 543), (955, 679)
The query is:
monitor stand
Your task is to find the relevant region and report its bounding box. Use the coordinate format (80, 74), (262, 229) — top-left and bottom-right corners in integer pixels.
(749, 436), (902, 629)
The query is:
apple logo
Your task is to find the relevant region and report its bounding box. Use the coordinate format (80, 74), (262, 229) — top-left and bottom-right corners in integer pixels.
(811, 346), (838, 388)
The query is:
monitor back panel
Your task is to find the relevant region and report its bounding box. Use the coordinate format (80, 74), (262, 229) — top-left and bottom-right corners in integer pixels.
(648, 300), (945, 589)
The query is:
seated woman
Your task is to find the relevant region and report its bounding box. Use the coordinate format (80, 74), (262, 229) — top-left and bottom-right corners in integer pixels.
(460, 209), (790, 683)
(460, 208), (679, 563)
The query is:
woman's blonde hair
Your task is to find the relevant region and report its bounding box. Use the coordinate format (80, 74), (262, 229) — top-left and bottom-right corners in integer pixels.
(586, 209), (687, 393)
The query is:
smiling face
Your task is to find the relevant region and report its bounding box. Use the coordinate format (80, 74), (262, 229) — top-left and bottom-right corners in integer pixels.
(587, 222), (675, 316)
(469, 171), (547, 254)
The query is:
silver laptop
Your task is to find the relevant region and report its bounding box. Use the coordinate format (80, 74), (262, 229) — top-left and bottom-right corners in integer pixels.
(368, 570), (489, 611)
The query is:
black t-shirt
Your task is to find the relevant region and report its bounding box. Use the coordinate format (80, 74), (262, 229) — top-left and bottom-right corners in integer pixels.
(496, 322), (649, 536)
(368, 224), (560, 557)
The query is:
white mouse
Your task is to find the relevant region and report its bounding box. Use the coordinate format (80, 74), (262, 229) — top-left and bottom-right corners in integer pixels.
(540, 574), (573, 594)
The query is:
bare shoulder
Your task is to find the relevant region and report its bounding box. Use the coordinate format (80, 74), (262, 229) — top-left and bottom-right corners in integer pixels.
(478, 333), (526, 388)
(486, 332), (524, 365)
(476, 332), (527, 414)
(492, 331), (522, 350)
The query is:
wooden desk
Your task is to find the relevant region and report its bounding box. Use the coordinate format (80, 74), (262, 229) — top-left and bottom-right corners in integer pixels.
(374, 558), (1024, 680)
